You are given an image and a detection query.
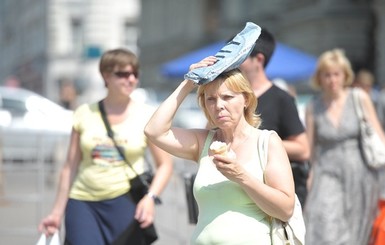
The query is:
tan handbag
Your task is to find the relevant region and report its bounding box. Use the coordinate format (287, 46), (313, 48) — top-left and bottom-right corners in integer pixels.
(352, 89), (385, 169)
(258, 130), (306, 245)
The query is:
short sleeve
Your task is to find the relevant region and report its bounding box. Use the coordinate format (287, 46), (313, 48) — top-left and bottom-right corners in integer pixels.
(72, 103), (92, 133)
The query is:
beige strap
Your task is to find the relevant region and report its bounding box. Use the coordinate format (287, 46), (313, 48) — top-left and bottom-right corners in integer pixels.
(258, 129), (272, 174)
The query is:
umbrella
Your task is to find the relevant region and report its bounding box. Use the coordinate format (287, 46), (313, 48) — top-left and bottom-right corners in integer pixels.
(161, 41), (317, 83)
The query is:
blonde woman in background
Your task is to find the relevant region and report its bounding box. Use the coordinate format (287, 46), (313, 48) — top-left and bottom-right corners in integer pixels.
(304, 49), (385, 244)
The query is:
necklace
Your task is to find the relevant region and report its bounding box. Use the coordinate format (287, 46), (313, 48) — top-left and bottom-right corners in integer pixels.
(216, 127), (253, 152)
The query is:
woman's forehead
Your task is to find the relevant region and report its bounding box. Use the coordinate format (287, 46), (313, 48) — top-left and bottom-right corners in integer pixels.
(114, 64), (133, 71)
(321, 65), (344, 73)
(205, 81), (231, 94)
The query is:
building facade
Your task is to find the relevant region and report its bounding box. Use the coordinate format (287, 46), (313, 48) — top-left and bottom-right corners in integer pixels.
(140, 0), (385, 91)
(0, 0), (141, 105)
(0, 0), (385, 105)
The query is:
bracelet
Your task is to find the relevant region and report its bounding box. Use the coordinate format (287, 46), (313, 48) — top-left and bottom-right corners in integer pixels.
(147, 191), (162, 205)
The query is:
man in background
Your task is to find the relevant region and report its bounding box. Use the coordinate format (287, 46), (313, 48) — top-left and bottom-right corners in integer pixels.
(353, 69), (379, 105)
(239, 28), (310, 206)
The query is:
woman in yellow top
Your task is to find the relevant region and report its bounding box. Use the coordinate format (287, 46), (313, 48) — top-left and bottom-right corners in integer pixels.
(38, 48), (173, 245)
(145, 56), (295, 244)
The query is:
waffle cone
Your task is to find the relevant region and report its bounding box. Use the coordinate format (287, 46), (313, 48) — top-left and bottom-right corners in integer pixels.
(210, 141), (227, 155)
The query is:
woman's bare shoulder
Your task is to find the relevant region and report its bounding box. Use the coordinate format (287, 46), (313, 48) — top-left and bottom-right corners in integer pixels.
(191, 128), (213, 142)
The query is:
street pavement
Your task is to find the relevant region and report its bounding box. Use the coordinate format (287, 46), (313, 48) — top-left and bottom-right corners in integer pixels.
(0, 157), (198, 245)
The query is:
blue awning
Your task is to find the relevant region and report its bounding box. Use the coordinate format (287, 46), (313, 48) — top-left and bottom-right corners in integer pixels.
(160, 41), (317, 83)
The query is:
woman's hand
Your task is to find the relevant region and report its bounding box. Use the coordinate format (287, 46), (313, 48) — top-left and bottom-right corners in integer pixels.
(135, 195), (156, 228)
(189, 56), (217, 71)
(38, 214), (61, 236)
(212, 154), (246, 182)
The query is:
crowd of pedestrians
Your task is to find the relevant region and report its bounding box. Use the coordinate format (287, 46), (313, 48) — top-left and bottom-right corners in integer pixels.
(35, 23), (385, 245)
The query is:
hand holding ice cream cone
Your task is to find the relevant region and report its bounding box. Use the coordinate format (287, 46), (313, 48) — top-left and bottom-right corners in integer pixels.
(210, 141), (227, 155)
(210, 141), (236, 158)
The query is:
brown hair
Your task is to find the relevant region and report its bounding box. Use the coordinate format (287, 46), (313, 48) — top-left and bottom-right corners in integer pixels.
(197, 69), (261, 127)
(99, 48), (139, 81)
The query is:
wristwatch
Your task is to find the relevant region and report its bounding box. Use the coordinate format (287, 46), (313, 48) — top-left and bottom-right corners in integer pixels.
(147, 191), (162, 205)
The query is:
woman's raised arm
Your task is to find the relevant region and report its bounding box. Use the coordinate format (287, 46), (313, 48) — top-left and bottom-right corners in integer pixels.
(144, 80), (199, 160)
(145, 57), (216, 161)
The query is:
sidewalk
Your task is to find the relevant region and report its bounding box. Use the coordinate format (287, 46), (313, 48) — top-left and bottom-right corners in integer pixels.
(0, 157), (198, 245)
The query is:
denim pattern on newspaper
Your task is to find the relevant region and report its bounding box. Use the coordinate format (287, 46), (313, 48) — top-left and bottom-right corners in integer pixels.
(184, 22), (261, 85)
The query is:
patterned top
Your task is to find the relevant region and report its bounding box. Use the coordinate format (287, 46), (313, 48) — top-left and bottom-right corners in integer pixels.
(304, 89), (379, 245)
(69, 102), (154, 201)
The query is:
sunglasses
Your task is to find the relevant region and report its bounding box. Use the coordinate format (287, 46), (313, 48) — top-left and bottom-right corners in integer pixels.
(113, 71), (138, 79)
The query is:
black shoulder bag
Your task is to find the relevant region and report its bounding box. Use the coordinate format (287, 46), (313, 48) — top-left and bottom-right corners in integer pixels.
(98, 100), (160, 245)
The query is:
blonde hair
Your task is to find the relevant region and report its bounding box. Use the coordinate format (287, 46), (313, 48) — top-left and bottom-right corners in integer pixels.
(197, 69), (261, 127)
(311, 49), (354, 90)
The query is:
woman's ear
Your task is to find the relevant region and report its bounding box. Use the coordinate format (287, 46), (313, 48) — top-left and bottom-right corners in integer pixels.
(101, 72), (109, 87)
(101, 72), (108, 80)
(243, 94), (249, 108)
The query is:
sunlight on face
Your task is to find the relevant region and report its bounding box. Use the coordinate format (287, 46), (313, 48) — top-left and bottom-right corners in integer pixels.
(204, 80), (246, 128)
(106, 65), (139, 96)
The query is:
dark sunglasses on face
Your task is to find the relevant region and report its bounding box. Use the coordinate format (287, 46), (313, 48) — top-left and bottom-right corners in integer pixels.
(113, 71), (138, 79)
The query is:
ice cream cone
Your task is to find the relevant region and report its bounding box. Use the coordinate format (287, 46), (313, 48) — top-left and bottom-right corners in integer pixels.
(210, 141), (228, 156)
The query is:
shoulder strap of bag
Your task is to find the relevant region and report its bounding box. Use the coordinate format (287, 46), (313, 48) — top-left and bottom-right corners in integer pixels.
(352, 88), (365, 121)
(258, 129), (271, 174)
(98, 100), (151, 190)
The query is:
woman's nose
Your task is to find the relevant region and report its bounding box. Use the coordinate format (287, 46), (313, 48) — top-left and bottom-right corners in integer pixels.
(215, 99), (224, 109)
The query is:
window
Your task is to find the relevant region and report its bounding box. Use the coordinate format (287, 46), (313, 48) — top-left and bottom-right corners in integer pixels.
(1, 98), (27, 117)
(123, 21), (139, 54)
(71, 18), (83, 56)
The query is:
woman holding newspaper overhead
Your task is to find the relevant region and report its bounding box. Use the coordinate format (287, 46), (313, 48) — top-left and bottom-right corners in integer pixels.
(144, 23), (299, 242)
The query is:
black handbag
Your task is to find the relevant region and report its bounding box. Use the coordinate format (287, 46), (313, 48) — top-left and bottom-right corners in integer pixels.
(129, 171), (155, 204)
(98, 100), (160, 245)
(183, 172), (199, 224)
